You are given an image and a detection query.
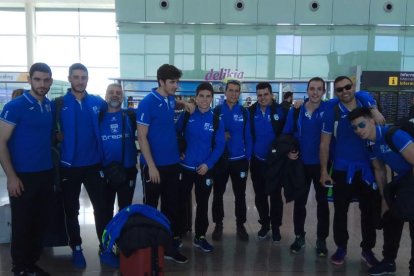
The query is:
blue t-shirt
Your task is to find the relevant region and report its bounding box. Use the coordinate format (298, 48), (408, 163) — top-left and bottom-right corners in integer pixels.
(219, 102), (252, 161)
(321, 100), (371, 170)
(369, 125), (413, 176)
(100, 110), (138, 168)
(0, 91), (53, 172)
(283, 100), (329, 165)
(252, 104), (285, 161)
(136, 88), (180, 166)
(176, 108), (225, 170)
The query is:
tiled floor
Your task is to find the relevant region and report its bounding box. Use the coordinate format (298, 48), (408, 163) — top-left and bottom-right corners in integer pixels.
(0, 168), (412, 275)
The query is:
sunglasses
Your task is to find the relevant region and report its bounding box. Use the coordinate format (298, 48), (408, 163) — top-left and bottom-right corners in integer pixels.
(351, 121), (366, 131)
(335, 84), (352, 93)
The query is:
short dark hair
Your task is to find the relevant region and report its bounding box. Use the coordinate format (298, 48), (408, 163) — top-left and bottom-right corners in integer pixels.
(69, 63), (88, 76)
(334, 76), (353, 86)
(283, 91), (293, 100)
(196, 82), (214, 96)
(225, 79), (241, 91)
(256, 82), (272, 93)
(348, 107), (373, 122)
(29, 62), (52, 78)
(157, 64), (182, 86)
(307, 77), (325, 91)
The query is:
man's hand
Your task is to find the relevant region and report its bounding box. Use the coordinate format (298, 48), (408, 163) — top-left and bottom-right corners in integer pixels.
(196, 164), (208, 176)
(7, 174), (24, 197)
(148, 165), (161, 184)
(293, 100), (304, 109)
(371, 108), (386, 125)
(320, 171), (334, 187)
(183, 101), (196, 114)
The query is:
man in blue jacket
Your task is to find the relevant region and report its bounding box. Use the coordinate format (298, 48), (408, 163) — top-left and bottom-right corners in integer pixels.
(53, 63), (111, 269)
(249, 82), (285, 243)
(0, 63), (54, 276)
(282, 77), (330, 255)
(349, 107), (414, 276)
(176, 82), (225, 253)
(137, 64), (192, 264)
(320, 76), (381, 267)
(211, 79), (253, 241)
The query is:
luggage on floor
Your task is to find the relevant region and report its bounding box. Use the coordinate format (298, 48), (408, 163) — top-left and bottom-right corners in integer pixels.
(120, 246), (164, 276)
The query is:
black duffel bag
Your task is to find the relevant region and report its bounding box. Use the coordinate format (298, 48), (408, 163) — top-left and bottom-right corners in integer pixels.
(103, 161), (127, 189)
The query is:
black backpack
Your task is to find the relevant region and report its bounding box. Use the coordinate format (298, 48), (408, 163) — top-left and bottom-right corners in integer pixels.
(248, 100), (284, 143)
(385, 118), (414, 153)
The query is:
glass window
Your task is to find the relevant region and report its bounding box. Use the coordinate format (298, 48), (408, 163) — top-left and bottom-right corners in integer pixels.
(146, 55), (169, 77)
(0, 36), (27, 65)
(204, 55), (220, 70)
(275, 56), (293, 78)
(80, 36), (119, 67)
(120, 34), (145, 54)
(36, 36), (79, 66)
(86, 67), (120, 95)
(202, 35), (220, 54)
(238, 56), (256, 78)
(256, 55), (268, 78)
(145, 35), (169, 54)
(257, 35), (269, 55)
(0, 10), (25, 35)
(333, 35), (368, 55)
(120, 55), (145, 78)
(36, 10), (79, 35)
(220, 36), (237, 55)
(174, 54), (194, 71)
(238, 36), (256, 55)
(220, 56), (237, 69)
(175, 34), (194, 54)
(276, 35), (301, 55)
(404, 37), (414, 56)
(375, 36), (399, 51)
(301, 36), (331, 55)
(300, 56), (329, 78)
(79, 11), (116, 36)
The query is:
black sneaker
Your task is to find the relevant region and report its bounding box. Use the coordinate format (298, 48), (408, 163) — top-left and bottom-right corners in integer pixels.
(368, 260), (396, 275)
(164, 252), (188, 264)
(172, 236), (183, 250)
(361, 249), (380, 268)
(290, 234), (305, 253)
(212, 223), (223, 241)
(272, 228), (281, 243)
(237, 225), (249, 241)
(316, 239), (328, 257)
(13, 265), (50, 276)
(257, 225), (270, 240)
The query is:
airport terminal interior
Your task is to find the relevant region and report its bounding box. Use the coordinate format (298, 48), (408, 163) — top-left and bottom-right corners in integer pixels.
(1, 0), (414, 275)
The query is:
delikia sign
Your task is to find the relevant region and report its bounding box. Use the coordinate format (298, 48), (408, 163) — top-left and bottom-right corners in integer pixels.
(204, 68), (244, 81)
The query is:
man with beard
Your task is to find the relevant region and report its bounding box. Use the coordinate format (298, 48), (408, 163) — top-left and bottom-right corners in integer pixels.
(52, 63), (112, 269)
(99, 83), (138, 216)
(320, 76), (381, 267)
(0, 63), (54, 276)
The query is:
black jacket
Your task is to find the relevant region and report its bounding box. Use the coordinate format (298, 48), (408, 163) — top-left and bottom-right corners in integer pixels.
(264, 134), (307, 202)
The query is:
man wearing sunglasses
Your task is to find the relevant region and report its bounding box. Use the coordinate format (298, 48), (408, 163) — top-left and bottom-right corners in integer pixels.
(348, 107), (414, 276)
(320, 76), (382, 267)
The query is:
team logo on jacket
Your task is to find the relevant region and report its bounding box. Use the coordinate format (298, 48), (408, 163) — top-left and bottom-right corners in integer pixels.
(92, 106), (100, 114)
(273, 114), (279, 121)
(110, 123), (119, 134)
(204, 123), (213, 131)
(234, 114), (244, 122)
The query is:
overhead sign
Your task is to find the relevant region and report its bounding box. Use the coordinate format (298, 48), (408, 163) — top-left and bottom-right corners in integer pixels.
(361, 71), (414, 89)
